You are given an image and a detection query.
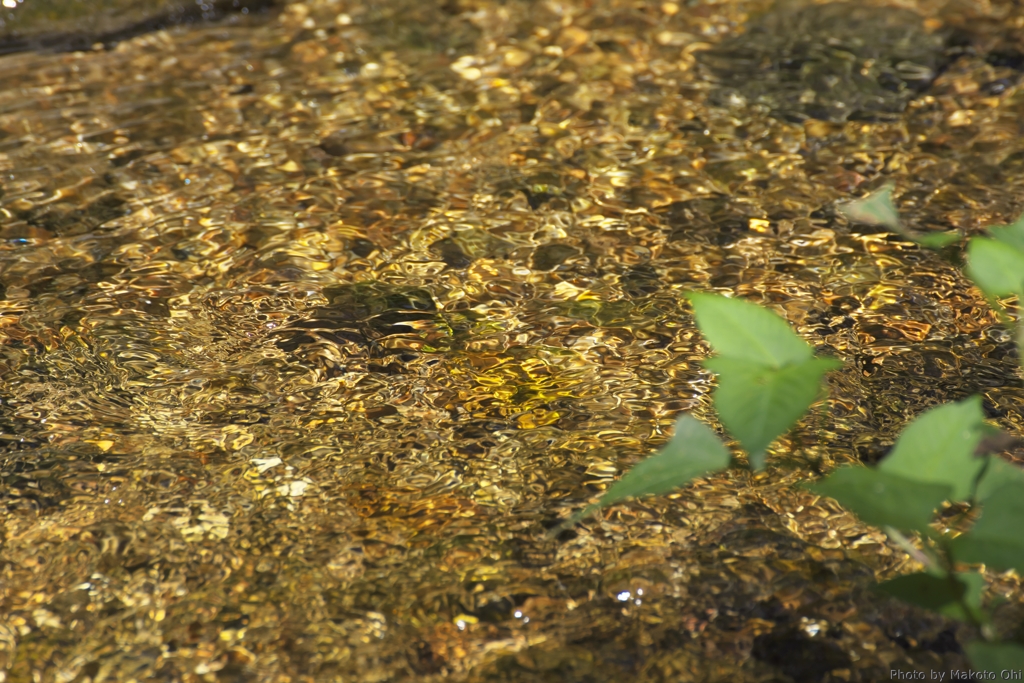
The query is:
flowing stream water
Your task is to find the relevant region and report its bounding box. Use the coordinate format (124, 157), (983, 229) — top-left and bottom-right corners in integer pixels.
(2, 0), (1024, 681)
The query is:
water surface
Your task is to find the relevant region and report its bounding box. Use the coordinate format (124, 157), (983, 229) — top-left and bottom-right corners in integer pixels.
(2, 0), (1024, 681)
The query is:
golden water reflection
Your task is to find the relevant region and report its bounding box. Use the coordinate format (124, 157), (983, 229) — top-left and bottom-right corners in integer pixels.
(1, 0), (1024, 680)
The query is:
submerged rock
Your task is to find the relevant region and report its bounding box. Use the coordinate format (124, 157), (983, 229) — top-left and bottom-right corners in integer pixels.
(270, 282), (441, 376)
(0, 0), (277, 55)
(697, 2), (951, 122)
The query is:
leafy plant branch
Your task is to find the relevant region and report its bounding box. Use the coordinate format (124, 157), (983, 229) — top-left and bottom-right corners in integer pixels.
(554, 197), (1024, 671)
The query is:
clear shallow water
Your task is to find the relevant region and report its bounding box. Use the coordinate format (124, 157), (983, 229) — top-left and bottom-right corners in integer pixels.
(1, 0), (1024, 681)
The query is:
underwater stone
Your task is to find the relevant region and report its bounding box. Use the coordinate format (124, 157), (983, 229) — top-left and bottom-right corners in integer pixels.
(697, 2), (951, 122)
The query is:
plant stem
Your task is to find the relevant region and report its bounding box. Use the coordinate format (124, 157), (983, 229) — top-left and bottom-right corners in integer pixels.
(1017, 314), (1024, 373)
(885, 526), (941, 573)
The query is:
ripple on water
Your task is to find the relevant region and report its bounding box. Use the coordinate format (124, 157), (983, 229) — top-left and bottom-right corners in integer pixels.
(1, 0), (1024, 681)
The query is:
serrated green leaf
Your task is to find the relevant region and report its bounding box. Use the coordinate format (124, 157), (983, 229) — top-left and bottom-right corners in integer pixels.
(704, 356), (841, 469)
(839, 184), (901, 231)
(966, 641), (1024, 671)
(807, 466), (951, 534)
(877, 397), (986, 502)
(876, 572), (985, 622)
(687, 293), (811, 368)
(976, 457), (1024, 502)
(556, 415), (731, 530)
(951, 483), (1024, 574)
(987, 212), (1024, 254)
(966, 237), (1024, 298)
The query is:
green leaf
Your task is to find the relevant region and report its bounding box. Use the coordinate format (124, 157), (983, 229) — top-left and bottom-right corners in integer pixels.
(687, 293), (812, 368)
(807, 466), (951, 534)
(987, 211), (1024, 254)
(555, 415), (731, 530)
(839, 184), (901, 232)
(951, 483), (1024, 574)
(838, 185), (961, 249)
(966, 237), (1024, 298)
(705, 356), (841, 469)
(876, 571), (985, 622)
(966, 641), (1024, 671)
(916, 231), (962, 249)
(877, 397), (986, 502)
(976, 457), (1024, 502)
